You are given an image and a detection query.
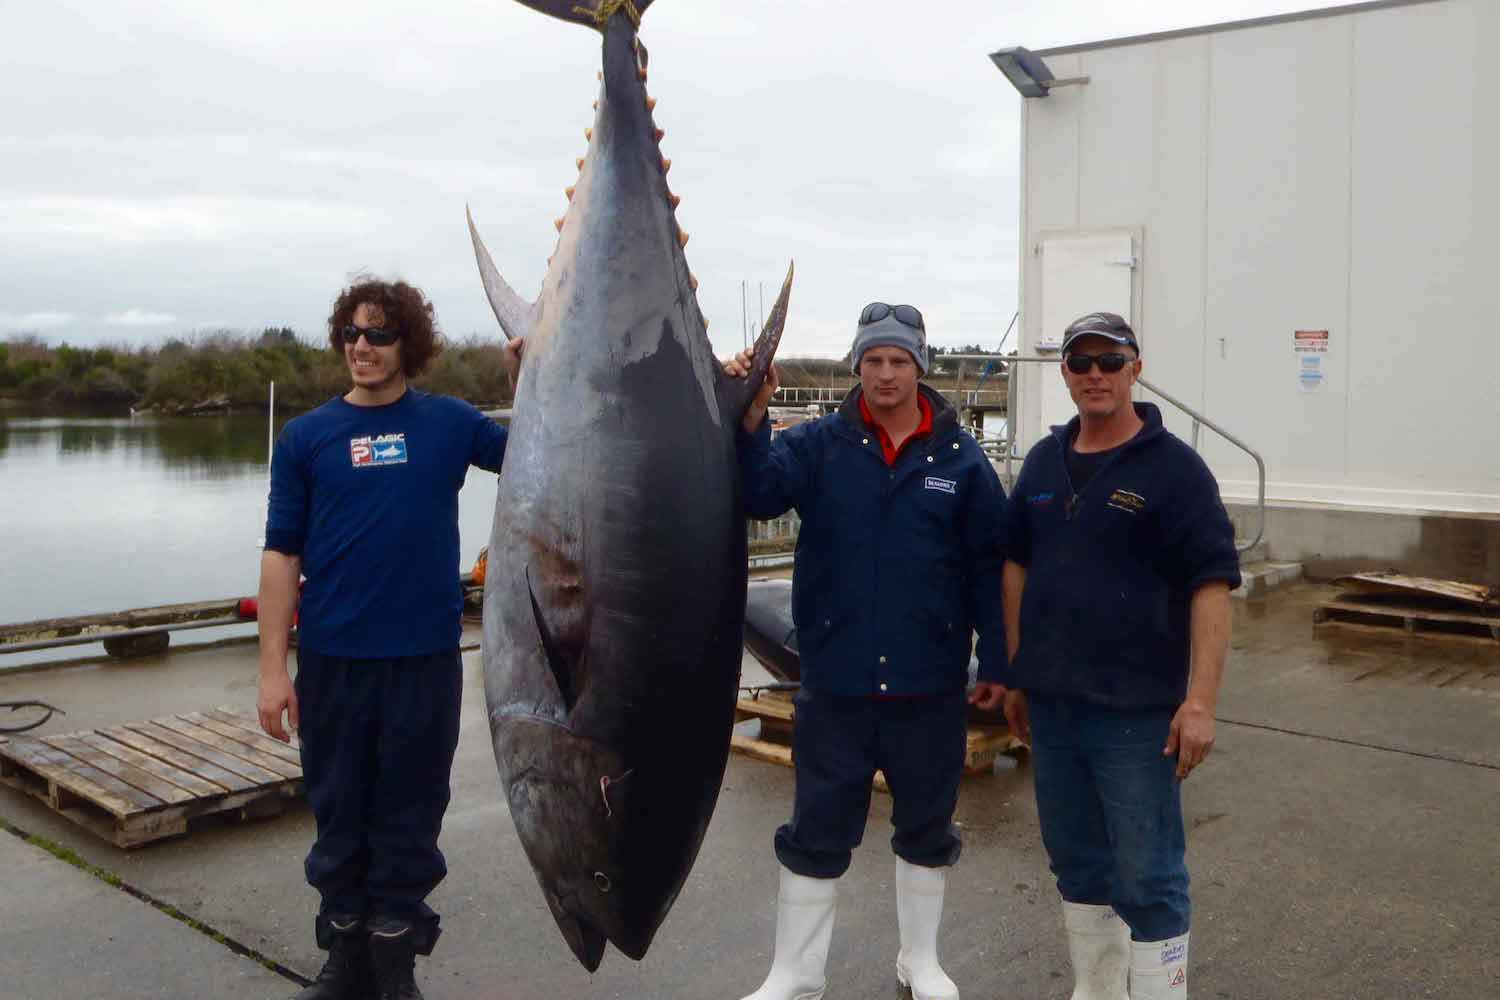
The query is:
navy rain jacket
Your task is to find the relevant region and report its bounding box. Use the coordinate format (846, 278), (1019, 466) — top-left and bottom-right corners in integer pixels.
(1006, 402), (1241, 709)
(737, 384), (1007, 697)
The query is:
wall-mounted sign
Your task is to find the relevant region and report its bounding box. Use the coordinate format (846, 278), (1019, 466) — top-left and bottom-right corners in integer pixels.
(1294, 329), (1329, 393)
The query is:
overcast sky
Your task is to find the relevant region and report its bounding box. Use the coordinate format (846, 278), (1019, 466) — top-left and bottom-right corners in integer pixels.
(1, 0), (1349, 358)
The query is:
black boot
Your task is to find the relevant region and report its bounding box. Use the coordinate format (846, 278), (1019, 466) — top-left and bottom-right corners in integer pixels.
(367, 917), (428, 1000)
(293, 913), (371, 1000)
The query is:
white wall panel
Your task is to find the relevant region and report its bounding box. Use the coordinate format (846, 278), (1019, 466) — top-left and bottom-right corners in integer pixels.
(1015, 0), (1498, 513)
(1344, 0), (1500, 509)
(1201, 16), (1354, 491)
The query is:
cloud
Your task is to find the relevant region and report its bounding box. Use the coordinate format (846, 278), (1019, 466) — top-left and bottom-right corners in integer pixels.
(0, 311), (75, 331)
(105, 308), (178, 327)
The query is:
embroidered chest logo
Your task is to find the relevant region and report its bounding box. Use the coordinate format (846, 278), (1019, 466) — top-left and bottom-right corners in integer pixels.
(350, 433), (408, 468)
(1106, 488), (1146, 515)
(924, 476), (956, 495)
(1027, 491), (1055, 505)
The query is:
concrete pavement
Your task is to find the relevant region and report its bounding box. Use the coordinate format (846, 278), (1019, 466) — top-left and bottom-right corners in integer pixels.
(0, 581), (1496, 999)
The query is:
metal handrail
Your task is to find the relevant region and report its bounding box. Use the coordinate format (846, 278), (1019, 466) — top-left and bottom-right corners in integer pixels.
(1003, 356), (1266, 554)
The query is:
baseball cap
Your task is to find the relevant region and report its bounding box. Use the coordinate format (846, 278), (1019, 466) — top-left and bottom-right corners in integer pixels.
(1060, 312), (1139, 354)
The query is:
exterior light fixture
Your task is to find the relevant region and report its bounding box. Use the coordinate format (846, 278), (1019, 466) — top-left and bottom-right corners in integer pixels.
(989, 46), (1090, 98)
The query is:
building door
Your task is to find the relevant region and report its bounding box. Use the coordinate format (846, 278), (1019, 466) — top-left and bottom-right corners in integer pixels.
(1023, 229), (1140, 448)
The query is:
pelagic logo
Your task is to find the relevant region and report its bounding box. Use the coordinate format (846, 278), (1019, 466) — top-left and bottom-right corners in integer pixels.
(1161, 941), (1187, 964)
(351, 433), (408, 467)
(1107, 488), (1146, 514)
(924, 476), (956, 495)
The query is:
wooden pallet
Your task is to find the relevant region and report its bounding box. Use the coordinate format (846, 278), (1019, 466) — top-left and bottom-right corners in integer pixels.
(1314, 597), (1500, 646)
(0, 708), (303, 848)
(732, 692), (1025, 794)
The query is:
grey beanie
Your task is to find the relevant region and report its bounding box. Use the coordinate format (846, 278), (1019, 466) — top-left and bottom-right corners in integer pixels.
(850, 314), (928, 375)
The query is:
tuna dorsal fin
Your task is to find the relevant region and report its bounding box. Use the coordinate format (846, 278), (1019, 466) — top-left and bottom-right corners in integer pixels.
(526, 565), (581, 713)
(511, 0), (656, 31)
(717, 260), (794, 425)
(467, 206), (533, 342)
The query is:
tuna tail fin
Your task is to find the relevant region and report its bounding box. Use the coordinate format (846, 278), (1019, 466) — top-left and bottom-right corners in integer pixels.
(511, 0), (656, 30)
(467, 206), (533, 342)
(717, 260), (794, 426)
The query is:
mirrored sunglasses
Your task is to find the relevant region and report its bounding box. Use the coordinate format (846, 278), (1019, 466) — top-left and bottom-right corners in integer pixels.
(859, 302), (925, 331)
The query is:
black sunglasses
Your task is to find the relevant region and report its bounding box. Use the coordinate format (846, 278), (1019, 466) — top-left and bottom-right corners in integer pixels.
(1064, 352), (1132, 375)
(340, 325), (400, 347)
(859, 302), (925, 331)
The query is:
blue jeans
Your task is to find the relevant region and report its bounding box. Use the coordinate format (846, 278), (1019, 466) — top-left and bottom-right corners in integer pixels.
(1028, 693), (1190, 941)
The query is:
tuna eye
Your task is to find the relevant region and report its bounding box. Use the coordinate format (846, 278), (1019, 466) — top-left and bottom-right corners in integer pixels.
(593, 872), (613, 893)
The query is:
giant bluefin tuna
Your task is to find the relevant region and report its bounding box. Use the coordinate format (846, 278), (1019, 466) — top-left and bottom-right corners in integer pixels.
(468, 0), (791, 972)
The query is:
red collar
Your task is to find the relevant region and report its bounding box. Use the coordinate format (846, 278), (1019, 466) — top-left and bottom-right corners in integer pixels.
(859, 392), (933, 466)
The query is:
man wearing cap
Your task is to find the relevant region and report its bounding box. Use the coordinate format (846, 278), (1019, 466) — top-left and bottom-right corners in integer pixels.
(723, 302), (1007, 1000)
(971, 311), (1239, 999)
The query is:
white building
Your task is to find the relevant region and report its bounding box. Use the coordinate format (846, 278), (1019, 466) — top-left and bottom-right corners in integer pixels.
(995, 0), (1499, 577)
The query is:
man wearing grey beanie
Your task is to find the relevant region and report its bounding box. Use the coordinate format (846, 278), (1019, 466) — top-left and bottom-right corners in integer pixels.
(724, 302), (1008, 1000)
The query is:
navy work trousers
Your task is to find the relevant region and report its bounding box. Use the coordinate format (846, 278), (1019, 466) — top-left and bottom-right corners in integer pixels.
(1028, 693), (1191, 941)
(774, 689), (967, 879)
(295, 648), (463, 940)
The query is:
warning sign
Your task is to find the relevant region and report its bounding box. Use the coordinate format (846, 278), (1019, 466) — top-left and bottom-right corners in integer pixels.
(1294, 329), (1329, 393)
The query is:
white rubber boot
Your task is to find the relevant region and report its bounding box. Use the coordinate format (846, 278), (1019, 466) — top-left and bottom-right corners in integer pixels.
(894, 858), (959, 1000)
(1061, 901), (1129, 1000)
(738, 866), (838, 1000)
(1129, 932), (1189, 999)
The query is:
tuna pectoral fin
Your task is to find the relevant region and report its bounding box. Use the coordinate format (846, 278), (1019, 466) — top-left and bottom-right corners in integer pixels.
(717, 260), (794, 425)
(526, 566), (582, 712)
(466, 206), (533, 342)
(512, 0), (656, 30)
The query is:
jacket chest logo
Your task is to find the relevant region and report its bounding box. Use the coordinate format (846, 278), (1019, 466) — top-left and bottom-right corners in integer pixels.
(1106, 488), (1146, 515)
(351, 433), (408, 467)
(924, 476), (956, 495)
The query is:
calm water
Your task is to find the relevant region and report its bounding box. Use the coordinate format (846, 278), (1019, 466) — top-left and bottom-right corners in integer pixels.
(0, 406), (501, 665)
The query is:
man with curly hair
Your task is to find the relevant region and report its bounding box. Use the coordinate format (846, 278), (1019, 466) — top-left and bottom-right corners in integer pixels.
(257, 277), (520, 1000)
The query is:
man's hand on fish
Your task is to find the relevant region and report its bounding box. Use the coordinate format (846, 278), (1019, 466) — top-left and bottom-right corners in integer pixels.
(502, 336), (525, 385)
(722, 348), (778, 434)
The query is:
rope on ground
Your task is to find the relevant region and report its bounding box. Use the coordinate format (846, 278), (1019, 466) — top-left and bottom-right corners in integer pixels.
(0, 700), (64, 734)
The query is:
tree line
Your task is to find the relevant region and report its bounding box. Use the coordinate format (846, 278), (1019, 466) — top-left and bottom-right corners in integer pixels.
(0, 330), (518, 413)
(0, 330), (1012, 414)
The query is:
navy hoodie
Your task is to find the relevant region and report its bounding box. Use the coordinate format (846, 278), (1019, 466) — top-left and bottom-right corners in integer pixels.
(1006, 403), (1240, 709)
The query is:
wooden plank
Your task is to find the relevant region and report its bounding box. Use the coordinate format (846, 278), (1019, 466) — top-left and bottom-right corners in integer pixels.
(44, 735), (195, 806)
(730, 733), (794, 768)
(182, 713), (303, 767)
(75, 732), (228, 799)
(1314, 618), (1500, 649)
(151, 717), (302, 780)
(124, 722), (283, 786)
(0, 738), (157, 815)
(1320, 600), (1500, 630)
(103, 726), (256, 793)
(1333, 573), (1492, 607)
(735, 696), (796, 724)
(202, 709), (304, 759)
(0, 598), (243, 645)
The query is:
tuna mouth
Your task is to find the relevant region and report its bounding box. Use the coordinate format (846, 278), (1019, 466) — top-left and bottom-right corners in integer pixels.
(555, 908), (609, 972)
